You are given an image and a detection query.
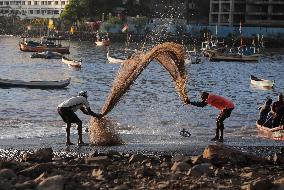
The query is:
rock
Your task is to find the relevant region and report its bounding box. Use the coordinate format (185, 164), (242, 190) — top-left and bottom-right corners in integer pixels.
(171, 161), (191, 172)
(15, 180), (36, 189)
(203, 145), (271, 167)
(240, 171), (254, 178)
(157, 181), (170, 189)
(191, 155), (208, 165)
(142, 167), (156, 177)
(0, 168), (17, 180)
(187, 163), (212, 177)
(34, 172), (48, 184)
(273, 153), (284, 165)
(113, 184), (129, 190)
(85, 156), (110, 165)
(37, 175), (65, 190)
(17, 163), (54, 178)
(171, 155), (191, 164)
(92, 168), (104, 177)
(22, 148), (53, 163)
(247, 179), (274, 190)
(128, 154), (148, 164)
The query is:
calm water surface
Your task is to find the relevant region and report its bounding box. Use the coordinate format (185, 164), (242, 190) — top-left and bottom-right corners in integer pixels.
(0, 36), (283, 152)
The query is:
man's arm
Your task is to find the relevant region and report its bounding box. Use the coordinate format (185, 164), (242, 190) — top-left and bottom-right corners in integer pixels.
(80, 107), (102, 118)
(190, 101), (208, 107)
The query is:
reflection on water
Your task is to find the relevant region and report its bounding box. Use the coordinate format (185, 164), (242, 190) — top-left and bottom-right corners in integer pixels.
(0, 36), (283, 149)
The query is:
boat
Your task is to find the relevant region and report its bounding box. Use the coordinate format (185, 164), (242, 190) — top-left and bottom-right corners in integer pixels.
(30, 51), (63, 59)
(62, 56), (82, 68)
(250, 75), (274, 88)
(0, 77), (71, 89)
(19, 37), (70, 54)
(209, 53), (259, 62)
(107, 51), (124, 64)
(256, 122), (284, 141)
(96, 39), (111, 46)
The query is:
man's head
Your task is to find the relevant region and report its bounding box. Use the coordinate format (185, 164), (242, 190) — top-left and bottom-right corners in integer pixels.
(79, 91), (88, 98)
(201, 92), (209, 101)
(278, 93), (283, 102)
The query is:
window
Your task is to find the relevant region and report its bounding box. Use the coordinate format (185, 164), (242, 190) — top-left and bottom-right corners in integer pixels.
(48, 1), (52, 5)
(54, 1), (58, 5)
(29, 10), (33, 14)
(0, 2), (3, 5)
(41, 10), (45, 14)
(34, 1), (38, 5)
(36, 10), (40, 14)
(5, 1), (9, 5)
(22, 1), (25, 5)
(28, 1), (31, 5)
(61, 1), (65, 5)
(54, 10), (59, 14)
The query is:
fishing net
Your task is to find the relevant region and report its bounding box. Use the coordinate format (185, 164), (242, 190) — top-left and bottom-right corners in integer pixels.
(89, 42), (189, 146)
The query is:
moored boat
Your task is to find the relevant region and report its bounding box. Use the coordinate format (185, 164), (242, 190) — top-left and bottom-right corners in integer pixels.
(209, 54), (259, 62)
(256, 122), (284, 141)
(250, 75), (274, 88)
(96, 39), (111, 46)
(30, 51), (63, 59)
(107, 51), (124, 64)
(62, 56), (82, 68)
(0, 77), (71, 89)
(19, 37), (70, 54)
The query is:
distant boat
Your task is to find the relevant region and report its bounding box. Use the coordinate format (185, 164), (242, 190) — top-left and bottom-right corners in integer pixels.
(250, 75), (274, 88)
(62, 56), (82, 68)
(30, 51), (63, 59)
(107, 51), (124, 64)
(0, 77), (71, 89)
(19, 37), (70, 54)
(96, 39), (111, 46)
(256, 122), (284, 141)
(209, 54), (259, 62)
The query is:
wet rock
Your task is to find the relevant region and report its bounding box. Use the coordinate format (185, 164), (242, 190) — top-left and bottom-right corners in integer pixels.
(171, 161), (191, 172)
(17, 163), (54, 178)
(171, 155), (191, 163)
(85, 156), (110, 165)
(22, 148), (53, 163)
(37, 175), (65, 190)
(273, 153), (284, 165)
(128, 154), (148, 164)
(187, 163), (212, 177)
(203, 145), (270, 167)
(157, 181), (170, 189)
(0, 168), (17, 180)
(113, 184), (129, 190)
(247, 179), (274, 190)
(14, 180), (36, 189)
(191, 155), (208, 165)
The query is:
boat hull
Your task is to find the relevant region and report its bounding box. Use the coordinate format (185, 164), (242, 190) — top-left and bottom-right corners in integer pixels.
(96, 40), (111, 46)
(19, 43), (70, 54)
(0, 78), (71, 89)
(107, 52), (124, 64)
(256, 122), (284, 141)
(62, 57), (81, 68)
(210, 54), (259, 62)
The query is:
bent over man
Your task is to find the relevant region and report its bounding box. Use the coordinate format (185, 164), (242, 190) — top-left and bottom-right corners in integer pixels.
(185, 92), (235, 142)
(57, 91), (101, 145)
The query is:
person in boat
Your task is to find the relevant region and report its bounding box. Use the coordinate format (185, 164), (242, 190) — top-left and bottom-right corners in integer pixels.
(271, 93), (284, 127)
(257, 97), (272, 126)
(185, 92), (235, 142)
(57, 91), (102, 146)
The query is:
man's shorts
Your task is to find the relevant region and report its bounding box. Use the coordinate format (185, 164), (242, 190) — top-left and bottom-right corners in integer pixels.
(57, 107), (81, 123)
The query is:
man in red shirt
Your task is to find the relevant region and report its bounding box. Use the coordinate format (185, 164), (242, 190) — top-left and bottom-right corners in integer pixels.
(185, 92), (235, 142)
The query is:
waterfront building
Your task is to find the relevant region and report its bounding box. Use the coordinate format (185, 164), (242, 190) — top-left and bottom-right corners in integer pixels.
(209, 0), (284, 27)
(0, 0), (68, 19)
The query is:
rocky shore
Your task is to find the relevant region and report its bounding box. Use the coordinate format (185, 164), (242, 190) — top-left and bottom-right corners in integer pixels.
(0, 144), (283, 190)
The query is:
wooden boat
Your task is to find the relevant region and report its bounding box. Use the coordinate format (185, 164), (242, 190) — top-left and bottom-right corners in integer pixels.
(256, 122), (284, 141)
(62, 56), (82, 68)
(250, 75), (274, 88)
(95, 39), (111, 46)
(209, 53), (259, 62)
(107, 51), (124, 64)
(30, 51), (63, 59)
(19, 37), (70, 54)
(0, 77), (71, 89)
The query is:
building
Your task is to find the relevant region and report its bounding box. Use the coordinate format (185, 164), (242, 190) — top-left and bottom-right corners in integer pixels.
(209, 0), (284, 27)
(0, 0), (68, 19)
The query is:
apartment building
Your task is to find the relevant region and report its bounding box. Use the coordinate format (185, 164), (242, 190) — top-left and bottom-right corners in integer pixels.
(0, 0), (68, 18)
(209, 0), (284, 27)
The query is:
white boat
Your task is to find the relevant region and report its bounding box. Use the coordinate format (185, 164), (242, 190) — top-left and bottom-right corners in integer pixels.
(0, 77), (71, 89)
(62, 56), (82, 68)
(250, 75), (274, 88)
(95, 39), (111, 46)
(107, 51), (124, 64)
